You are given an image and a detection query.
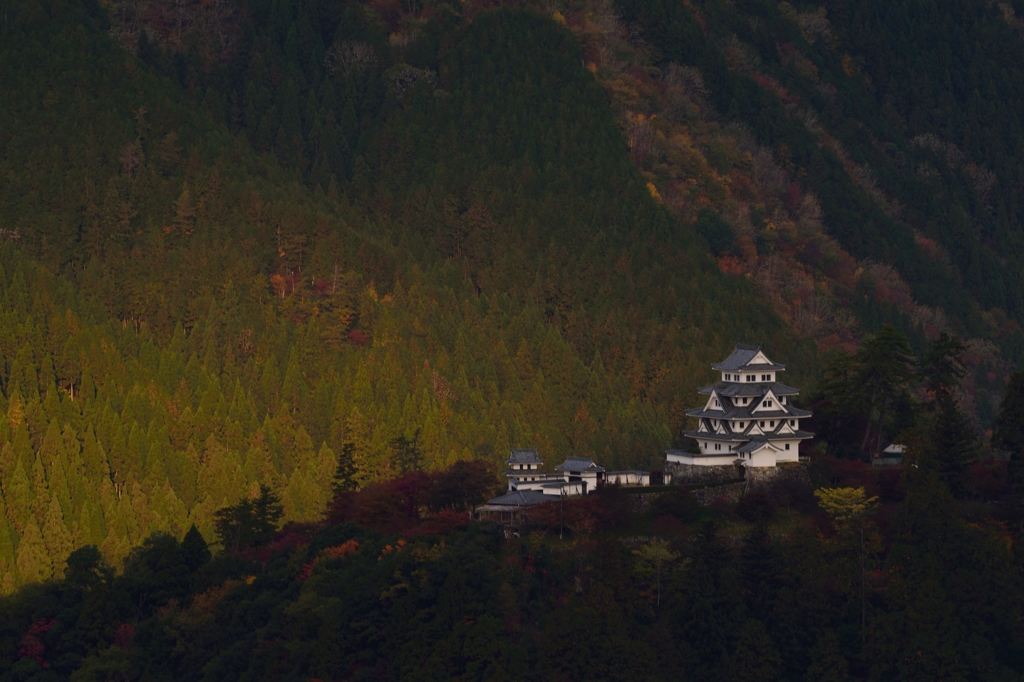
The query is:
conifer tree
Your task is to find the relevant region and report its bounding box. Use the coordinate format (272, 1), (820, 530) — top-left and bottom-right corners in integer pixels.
(332, 441), (358, 493)
(180, 524), (210, 571)
(16, 517), (50, 583)
(994, 371), (1024, 503)
(42, 493), (73, 578)
(930, 393), (978, 498)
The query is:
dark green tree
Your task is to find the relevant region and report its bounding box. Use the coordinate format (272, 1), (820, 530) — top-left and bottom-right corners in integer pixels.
(994, 371), (1024, 511)
(930, 392), (978, 498)
(64, 545), (113, 590)
(214, 485), (284, 552)
(180, 524), (211, 572)
(918, 332), (967, 400)
(856, 325), (916, 459)
(332, 441), (358, 493)
(390, 429), (422, 475)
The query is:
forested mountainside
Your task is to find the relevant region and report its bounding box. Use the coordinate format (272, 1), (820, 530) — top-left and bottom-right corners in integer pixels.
(0, 0), (806, 588)
(599, 0), (1024, 425)
(0, 0), (1022, 594)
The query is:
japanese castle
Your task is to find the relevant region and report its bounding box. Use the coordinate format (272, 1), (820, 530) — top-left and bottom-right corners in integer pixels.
(666, 344), (813, 468)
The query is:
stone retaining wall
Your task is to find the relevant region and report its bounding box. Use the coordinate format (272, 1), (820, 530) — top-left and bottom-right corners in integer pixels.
(626, 492), (664, 514)
(664, 462), (741, 484)
(691, 482), (745, 506)
(744, 464), (812, 492)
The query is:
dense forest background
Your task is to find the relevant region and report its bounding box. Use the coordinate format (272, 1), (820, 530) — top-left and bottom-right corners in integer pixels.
(0, 0), (1022, 597)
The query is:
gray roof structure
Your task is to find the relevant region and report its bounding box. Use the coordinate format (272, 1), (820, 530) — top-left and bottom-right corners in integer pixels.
(686, 405), (813, 420)
(485, 490), (552, 507)
(506, 448), (542, 465)
(684, 428), (814, 441)
(711, 344), (786, 372)
(736, 439), (777, 453)
(555, 457), (606, 473)
(698, 381), (801, 396)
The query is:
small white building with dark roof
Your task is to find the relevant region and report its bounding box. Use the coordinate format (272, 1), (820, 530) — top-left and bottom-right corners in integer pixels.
(481, 449), (658, 523)
(554, 456), (605, 494)
(666, 344), (814, 468)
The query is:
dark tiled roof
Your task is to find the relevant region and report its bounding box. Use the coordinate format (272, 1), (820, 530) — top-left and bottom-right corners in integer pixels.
(736, 439), (776, 453)
(485, 490), (552, 507)
(698, 382), (801, 397)
(683, 428), (815, 441)
(506, 448), (542, 465)
(711, 344), (760, 370)
(711, 344), (786, 371)
(555, 457), (606, 473)
(686, 405), (813, 420)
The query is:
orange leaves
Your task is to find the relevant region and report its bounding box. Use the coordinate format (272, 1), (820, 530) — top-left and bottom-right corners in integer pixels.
(298, 540), (361, 581)
(378, 538), (406, 561)
(323, 539), (361, 561)
(717, 256), (745, 275)
(646, 182), (663, 203)
(269, 274), (287, 299)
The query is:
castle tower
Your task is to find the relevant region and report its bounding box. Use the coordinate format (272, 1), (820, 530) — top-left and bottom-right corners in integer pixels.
(667, 344), (813, 468)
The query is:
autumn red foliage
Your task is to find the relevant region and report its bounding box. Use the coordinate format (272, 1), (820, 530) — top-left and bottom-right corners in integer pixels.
(113, 623), (135, 650)
(240, 530), (312, 563)
(327, 462), (499, 536)
(18, 618), (54, 666)
(299, 539), (361, 581)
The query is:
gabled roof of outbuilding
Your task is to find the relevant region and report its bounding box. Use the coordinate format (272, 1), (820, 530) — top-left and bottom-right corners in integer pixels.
(735, 438), (781, 453)
(555, 457), (606, 473)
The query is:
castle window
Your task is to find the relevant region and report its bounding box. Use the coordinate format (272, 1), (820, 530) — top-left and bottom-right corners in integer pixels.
(790, 420), (795, 426)
(770, 421), (775, 427)
(785, 444), (791, 450)
(759, 421), (765, 427)
(766, 400), (773, 407)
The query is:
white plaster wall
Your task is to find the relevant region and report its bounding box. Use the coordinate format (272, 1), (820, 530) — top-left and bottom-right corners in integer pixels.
(748, 449), (778, 467)
(774, 441), (800, 462)
(666, 452), (736, 466)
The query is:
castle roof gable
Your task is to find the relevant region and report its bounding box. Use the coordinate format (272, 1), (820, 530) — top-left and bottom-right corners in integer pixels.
(506, 448), (542, 465)
(711, 344), (786, 371)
